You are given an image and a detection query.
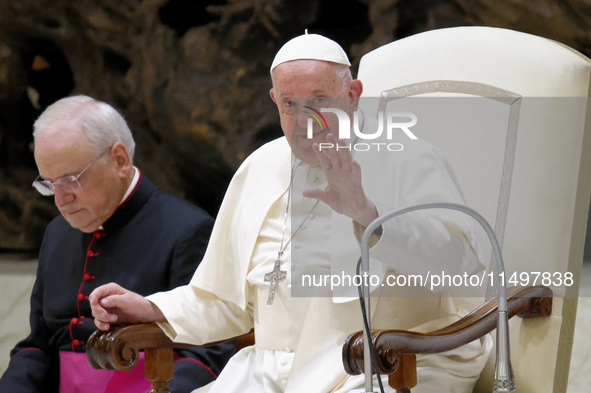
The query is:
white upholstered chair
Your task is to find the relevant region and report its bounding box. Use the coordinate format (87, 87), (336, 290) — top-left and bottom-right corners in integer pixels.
(344, 26), (591, 393)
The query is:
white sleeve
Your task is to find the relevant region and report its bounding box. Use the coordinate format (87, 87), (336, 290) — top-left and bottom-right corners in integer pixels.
(362, 140), (484, 278)
(147, 284), (254, 345)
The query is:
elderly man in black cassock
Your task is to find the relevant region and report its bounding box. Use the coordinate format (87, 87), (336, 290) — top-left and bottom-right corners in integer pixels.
(0, 95), (234, 393)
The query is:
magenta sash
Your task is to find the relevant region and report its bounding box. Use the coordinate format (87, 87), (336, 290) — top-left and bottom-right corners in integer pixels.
(59, 351), (151, 393)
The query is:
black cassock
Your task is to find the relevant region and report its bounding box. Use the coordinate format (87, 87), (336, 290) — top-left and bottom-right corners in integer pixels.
(0, 173), (234, 393)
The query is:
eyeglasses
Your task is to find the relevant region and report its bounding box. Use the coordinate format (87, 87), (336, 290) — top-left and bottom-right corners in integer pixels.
(32, 147), (111, 196)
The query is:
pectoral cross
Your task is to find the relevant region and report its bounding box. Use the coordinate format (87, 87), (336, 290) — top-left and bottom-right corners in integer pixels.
(264, 259), (286, 306)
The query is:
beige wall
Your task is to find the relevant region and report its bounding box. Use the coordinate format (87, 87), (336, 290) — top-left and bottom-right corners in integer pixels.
(0, 258), (36, 374)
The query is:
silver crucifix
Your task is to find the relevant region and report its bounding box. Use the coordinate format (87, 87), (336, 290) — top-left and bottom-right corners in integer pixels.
(264, 259), (286, 305)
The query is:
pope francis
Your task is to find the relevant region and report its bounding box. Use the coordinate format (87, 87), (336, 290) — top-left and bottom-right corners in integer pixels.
(90, 32), (492, 393)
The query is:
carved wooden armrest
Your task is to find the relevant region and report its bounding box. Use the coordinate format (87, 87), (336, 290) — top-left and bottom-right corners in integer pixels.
(86, 323), (186, 392)
(86, 323), (255, 393)
(342, 285), (553, 392)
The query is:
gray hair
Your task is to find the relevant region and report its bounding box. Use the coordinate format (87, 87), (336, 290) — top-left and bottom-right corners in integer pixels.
(33, 95), (136, 162)
(333, 63), (353, 90)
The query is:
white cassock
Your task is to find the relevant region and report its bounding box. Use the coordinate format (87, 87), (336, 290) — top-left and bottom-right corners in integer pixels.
(148, 132), (493, 393)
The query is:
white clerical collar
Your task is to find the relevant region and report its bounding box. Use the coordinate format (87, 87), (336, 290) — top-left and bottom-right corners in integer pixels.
(96, 167), (140, 231)
(120, 166), (140, 206)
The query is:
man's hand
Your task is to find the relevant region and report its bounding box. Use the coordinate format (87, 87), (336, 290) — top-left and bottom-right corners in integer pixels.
(89, 283), (166, 331)
(303, 133), (379, 227)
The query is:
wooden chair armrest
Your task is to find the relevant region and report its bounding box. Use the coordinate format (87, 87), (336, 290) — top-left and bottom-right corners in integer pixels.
(86, 323), (255, 393)
(86, 323), (184, 371)
(342, 285), (553, 379)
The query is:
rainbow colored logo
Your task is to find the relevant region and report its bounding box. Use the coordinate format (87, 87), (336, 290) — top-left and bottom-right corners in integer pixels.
(303, 106), (328, 130)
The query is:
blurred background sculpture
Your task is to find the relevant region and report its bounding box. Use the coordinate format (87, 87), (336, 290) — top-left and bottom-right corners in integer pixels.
(1, 0), (591, 252)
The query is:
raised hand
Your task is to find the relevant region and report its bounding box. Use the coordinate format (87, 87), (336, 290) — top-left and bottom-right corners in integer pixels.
(302, 133), (378, 227)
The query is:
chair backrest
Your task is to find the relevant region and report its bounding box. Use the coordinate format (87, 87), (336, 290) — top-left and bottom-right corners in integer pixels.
(357, 26), (591, 393)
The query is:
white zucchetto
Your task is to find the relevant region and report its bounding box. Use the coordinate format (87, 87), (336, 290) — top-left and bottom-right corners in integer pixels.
(270, 32), (351, 74)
